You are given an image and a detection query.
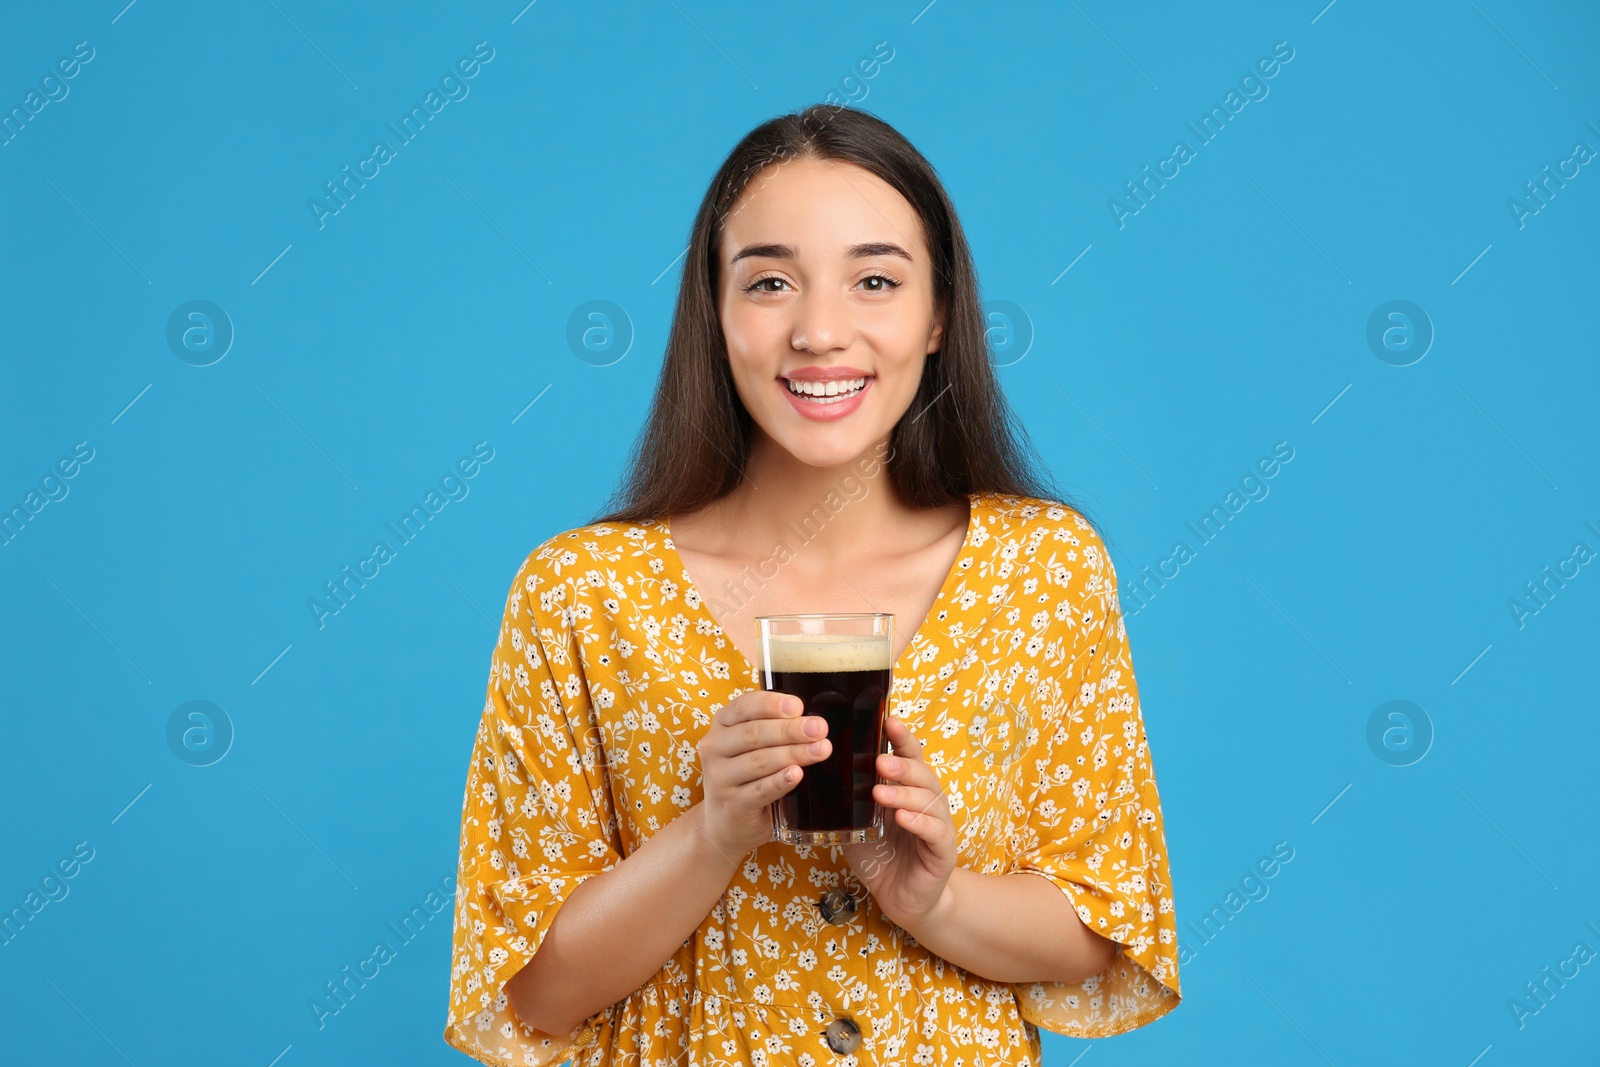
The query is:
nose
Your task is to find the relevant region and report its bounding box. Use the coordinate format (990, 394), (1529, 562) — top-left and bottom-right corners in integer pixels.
(790, 286), (851, 354)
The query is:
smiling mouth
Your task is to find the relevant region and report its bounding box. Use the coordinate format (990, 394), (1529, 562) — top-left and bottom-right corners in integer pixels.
(784, 376), (870, 404)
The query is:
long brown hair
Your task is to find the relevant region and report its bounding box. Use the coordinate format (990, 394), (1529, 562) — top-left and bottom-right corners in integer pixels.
(592, 103), (1094, 536)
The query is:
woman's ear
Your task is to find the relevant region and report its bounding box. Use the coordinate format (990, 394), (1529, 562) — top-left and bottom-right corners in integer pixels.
(926, 297), (947, 355)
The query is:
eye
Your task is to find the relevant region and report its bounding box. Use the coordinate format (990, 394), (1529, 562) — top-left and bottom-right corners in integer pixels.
(741, 272), (904, 295)
(742, 275), (789, 294)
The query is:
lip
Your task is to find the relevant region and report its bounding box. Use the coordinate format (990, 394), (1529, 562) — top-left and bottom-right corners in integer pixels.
(780, 375), (871, 422)
(781, 365), (873, 382)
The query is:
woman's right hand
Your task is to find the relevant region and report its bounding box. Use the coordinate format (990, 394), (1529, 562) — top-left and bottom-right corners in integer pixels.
(696, 690), (831, 857)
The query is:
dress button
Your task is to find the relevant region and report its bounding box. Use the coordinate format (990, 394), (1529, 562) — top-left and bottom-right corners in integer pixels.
(816, 889), (856, 926)
(824, 1017), (861, 1054)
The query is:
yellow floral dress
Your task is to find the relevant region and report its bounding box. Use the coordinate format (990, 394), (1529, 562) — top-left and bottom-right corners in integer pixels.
(445, 492), (1181, 1066)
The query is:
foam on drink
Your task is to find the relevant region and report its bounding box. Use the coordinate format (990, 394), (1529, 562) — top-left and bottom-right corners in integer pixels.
(761, 632), (892, 673)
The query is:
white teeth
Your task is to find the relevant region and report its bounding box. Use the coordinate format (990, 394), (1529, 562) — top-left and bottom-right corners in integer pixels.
(786, 376), (867, 401)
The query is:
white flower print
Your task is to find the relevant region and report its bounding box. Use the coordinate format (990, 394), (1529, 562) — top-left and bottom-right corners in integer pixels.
(445, 493), (1179, 1066)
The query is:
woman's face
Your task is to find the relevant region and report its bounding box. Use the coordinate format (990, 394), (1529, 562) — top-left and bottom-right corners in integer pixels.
(717, 156), (945, 470)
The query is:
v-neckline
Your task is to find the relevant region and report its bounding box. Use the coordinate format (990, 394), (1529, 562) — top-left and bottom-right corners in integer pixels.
(659, 492), (983, 686)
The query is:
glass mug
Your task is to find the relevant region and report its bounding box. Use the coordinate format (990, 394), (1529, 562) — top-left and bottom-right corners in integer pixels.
(754, 613), (894, 846)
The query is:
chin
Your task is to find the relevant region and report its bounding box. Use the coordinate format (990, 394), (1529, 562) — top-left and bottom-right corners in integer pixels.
(771, 431), (878, 470)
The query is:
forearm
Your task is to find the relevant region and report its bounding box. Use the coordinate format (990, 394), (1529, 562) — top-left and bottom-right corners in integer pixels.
(900, 867), (1117, 985)
(506, 802), (741, 1035)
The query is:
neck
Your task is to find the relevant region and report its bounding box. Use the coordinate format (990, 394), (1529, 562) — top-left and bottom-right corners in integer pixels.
(696, 433), (906, 564)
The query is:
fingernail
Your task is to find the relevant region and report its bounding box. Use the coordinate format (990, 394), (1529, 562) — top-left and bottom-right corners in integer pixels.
(785, 698), (801, 715)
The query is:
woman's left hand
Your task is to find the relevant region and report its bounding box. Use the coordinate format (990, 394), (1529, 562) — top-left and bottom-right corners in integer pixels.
(841, 714), (958, 931)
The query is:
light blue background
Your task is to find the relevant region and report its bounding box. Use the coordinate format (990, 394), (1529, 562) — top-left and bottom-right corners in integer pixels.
(3, 1), (1597, 1064)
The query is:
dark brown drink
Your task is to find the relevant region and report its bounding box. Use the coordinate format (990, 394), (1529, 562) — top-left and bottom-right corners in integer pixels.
(762, 634), (891, 838)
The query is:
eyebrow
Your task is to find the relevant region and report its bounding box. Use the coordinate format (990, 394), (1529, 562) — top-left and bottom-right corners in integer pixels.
(729, 241), (914, 265)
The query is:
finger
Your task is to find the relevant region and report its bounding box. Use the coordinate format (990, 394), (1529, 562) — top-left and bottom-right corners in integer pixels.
(705, 705), (828, 773)
(705, 701), (821, 759)
(890, 797), (954, 847)
(743, 761), (803, 806)
(726, 736), (831, 787)
(873, 782), (948, 823)
(877, 749), (937, 791)
(883, 714), (924, 760)
(877, 721), (936, 787)
(718, 690), (802, 728)
(896, 782), (955, 843)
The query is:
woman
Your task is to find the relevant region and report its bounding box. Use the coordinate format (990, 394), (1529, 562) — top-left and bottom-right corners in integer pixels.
(445, 104), (1180, 1066)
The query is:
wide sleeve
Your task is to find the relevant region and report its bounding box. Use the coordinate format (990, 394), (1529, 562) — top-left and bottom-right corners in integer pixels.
(1007, 539), (1181, 1036)
(443, 551), (626, 1066)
